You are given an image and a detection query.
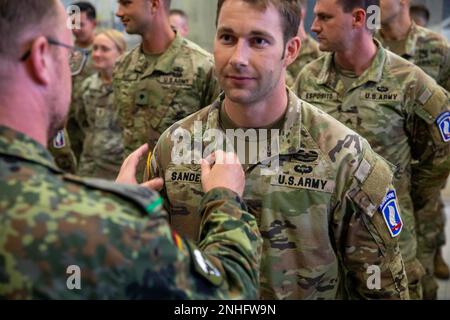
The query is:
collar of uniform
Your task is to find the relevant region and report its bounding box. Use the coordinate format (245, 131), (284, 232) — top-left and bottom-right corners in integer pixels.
(317, 39), (386, 88)
(350, 39), (386, 87)
(316, 52), (337, 87)
(152, 33), (184, 74)
(203, 89), (302, 157)
(133, 33), (184, 76)
(90, 73), (113, 93)
(0, 126), (61, 172)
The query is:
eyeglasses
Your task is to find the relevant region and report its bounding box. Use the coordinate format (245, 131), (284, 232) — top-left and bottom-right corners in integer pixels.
(20, 37), (88, 76)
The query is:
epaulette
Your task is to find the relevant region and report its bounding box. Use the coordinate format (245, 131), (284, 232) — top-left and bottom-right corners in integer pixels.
(62, 174), (164, 217)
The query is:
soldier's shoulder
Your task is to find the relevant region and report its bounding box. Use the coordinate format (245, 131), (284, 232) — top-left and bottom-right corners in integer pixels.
(114, 45), (141, 73)
(385, 50), (442, 89)
(298, 97), (393, 211)
(297, 53), (327, 79)
(299, 97), (371, 164)
(63, 174), (165, 217)
(415, 25), (450, 49)
(161, 103), (213, 139)
(180, 38), (213, 60)
(1, 153), (164, 221)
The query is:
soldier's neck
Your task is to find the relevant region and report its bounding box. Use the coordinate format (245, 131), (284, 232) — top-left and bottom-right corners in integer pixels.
(297, 22), (307, 41)
(223, 82), (288, 129)
(334, 35), (377, 76)
(141, 23), (176, 55)
(380, 12), (412, 41)
(0, 98), (48, 148)
(75, 37), (94, 49)
(100, 70), (113, 84)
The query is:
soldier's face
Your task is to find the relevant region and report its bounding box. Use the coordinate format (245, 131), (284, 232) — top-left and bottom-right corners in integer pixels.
(116, 0), (151, 35)
(92, 34), (122, 73)
(311, 0), (354, 52)
(380, 0), (403, 24)
(72, 12), (96, 44)
(214, 0), (288, 105)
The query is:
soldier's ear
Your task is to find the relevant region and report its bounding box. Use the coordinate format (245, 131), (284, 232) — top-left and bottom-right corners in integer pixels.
(26, 36), (52, 86)
(150, 0), (161, 14)
(352, 8), (366, 30)
(284, 36), (301, 68)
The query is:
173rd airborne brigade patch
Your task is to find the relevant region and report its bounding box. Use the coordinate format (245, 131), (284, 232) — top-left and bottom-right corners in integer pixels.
(436, 111), (450, 142)
(53, 129), (66, 149)
(379, 189), (403, 237)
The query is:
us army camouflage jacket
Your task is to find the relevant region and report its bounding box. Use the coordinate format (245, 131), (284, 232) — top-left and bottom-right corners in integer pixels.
(113, 33), (220, 157)
(286, 35), (321, 87)
(77, 73), (124, 180)
(293, 42), (450, 281)
(0, 126), (261, 299)
(150, 90), (409, 300)
(376, 22), (450, 92)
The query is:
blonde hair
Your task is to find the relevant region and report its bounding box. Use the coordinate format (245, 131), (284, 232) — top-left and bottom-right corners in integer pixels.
(96, 29), (127, 54)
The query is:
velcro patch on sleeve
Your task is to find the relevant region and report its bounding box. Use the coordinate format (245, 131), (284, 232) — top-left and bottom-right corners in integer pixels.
(360, 155), (393, 211)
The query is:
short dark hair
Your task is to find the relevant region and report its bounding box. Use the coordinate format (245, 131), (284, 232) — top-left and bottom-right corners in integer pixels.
(71, 1), (96, 21)
(410, 4), (430, 24)
(0, 0), (59, 58)
(216, 0), (301, 45)
(170, 9), (188, 19)
(336, 0), (379, 13)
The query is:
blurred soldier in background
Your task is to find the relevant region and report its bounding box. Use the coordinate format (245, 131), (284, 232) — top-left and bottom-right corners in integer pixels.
(170, 8), (190, 37)
(295, 0), (450, 299)
(114, 0), (220, 167)
(376, 0), (450, 296)
(286, 0), (321, 86)
(77, 30), (127, 180)
(410, 4), (430, 27)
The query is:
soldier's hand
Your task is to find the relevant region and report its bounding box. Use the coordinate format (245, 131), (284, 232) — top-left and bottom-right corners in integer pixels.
(200, 150), (245, 197)
(116, 144), (164, 191)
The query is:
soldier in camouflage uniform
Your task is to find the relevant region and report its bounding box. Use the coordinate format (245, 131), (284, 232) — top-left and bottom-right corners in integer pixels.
(114, 0), (220, 159)
(48, 2), (97, 173)
(68, 1), (97, 161)
(148, 0), (409, 299)
(286, 0), (321, 86)
(77, 30), (127, 180)
(0, 0), (262, 300)
(294, 0), (450, 299)
(376, 0), (450, 292)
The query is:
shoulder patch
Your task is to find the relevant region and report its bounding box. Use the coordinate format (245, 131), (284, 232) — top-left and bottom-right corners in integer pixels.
(379, 189), (403, 238)
(53, 130), (66, 149)
(436, 111), (450, 142)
